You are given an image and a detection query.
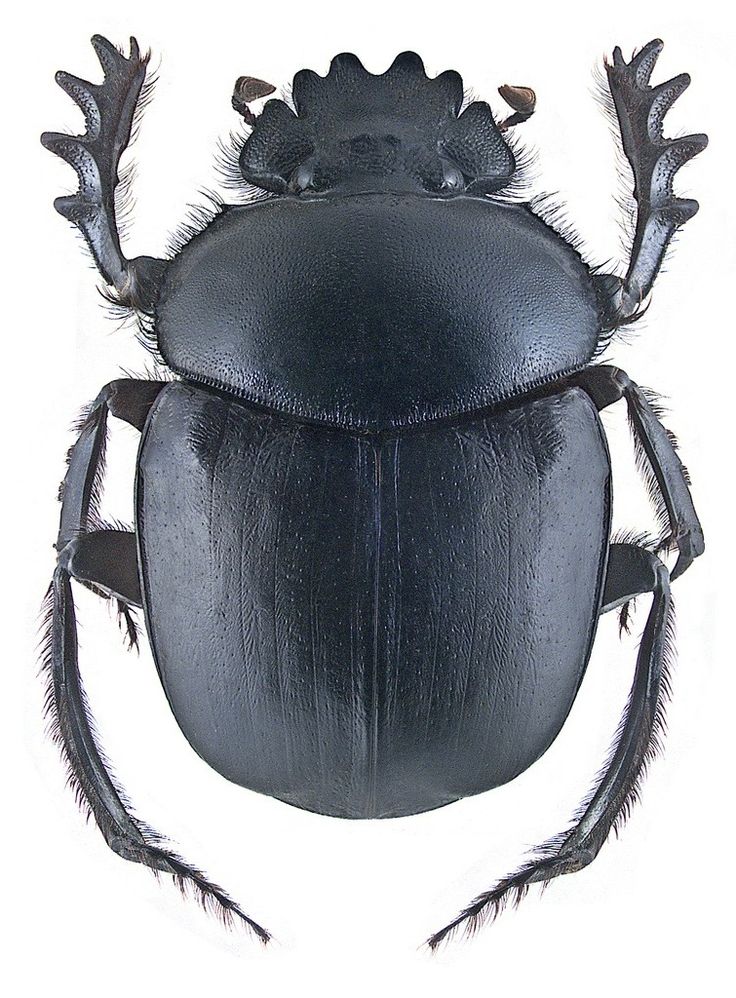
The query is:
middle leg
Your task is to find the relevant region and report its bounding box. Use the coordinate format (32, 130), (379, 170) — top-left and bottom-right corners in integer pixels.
(571, 364), (703, 580)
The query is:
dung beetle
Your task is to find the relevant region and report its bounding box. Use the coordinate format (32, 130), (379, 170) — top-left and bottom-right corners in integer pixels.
(41, 34), (706, 947)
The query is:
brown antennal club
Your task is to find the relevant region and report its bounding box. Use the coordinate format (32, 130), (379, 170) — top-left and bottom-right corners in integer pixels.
(232, 75), (276, 126)
(498, 83), (536, 131)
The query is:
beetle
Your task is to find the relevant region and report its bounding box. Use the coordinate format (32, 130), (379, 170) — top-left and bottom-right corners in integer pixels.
(40, 34), (706, 947)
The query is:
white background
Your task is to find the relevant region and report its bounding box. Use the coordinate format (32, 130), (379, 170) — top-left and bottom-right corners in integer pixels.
(4, 0), (734, 993)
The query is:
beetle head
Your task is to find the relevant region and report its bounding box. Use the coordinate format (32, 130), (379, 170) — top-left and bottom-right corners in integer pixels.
(238, 52), (518, 196)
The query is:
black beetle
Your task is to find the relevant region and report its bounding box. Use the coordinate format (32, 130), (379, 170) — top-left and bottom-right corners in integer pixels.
(41, 34), (706, 947)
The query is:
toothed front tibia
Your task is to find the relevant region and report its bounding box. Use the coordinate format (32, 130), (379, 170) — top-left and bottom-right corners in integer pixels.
(596, 38), (708, 325)
(41, 35), (166, 311)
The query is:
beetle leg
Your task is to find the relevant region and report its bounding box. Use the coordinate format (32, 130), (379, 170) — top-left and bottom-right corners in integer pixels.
(427, 544), (672, 950)
(56, 379), (164, 550)
(58, 529), (142, 606)
(593, 39), (707, 327)
(570, 365), (704, 580)
(43, 379), (272, 943)
(41, 36), (167, 313)
(601, 541), (663, 611)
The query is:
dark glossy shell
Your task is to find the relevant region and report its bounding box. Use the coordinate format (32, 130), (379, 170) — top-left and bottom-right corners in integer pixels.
(157, 194), (601, 430)
(237, 51), (516, 194)
(136, 381), (611, 818)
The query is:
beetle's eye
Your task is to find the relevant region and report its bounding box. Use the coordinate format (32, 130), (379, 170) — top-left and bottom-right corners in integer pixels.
(290, 162), (317, 194)
(439, 161), (465, 192)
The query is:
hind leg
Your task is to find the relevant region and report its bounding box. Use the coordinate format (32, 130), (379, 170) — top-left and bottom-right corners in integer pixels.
(44, 379), (271, 942)
(427, 543), (672, 949)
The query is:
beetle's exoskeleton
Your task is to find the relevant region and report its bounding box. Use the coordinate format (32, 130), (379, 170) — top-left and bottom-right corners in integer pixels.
(41, 34), (706, 946)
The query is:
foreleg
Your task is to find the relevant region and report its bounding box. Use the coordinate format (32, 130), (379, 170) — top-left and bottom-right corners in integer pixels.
(41, 36), (167, 313)
(594, 39), (707, 327)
